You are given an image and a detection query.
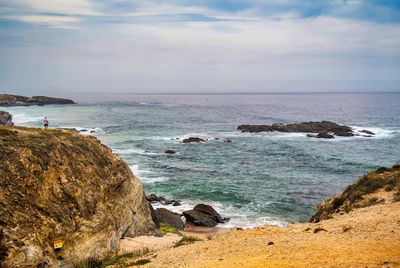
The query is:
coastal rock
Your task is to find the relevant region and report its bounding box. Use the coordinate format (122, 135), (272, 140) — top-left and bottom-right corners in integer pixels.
(155, 208), (185, 230)
(183, 204), (228, 227)
(164, 150), (176, 154)
(0, 94), (75, 106)
(182, 137), (205, 143)
(0, 127), (155, 267)
(0, 110), (13, 126)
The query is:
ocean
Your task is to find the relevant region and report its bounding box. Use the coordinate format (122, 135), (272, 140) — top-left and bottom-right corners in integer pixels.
(4, 93), (400, 228)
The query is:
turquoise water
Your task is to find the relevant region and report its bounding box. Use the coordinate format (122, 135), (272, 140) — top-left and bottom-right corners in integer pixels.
(4, 93), (400, 227)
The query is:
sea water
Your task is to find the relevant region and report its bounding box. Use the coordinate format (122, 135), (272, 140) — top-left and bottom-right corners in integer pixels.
(4, 93), (400, 227)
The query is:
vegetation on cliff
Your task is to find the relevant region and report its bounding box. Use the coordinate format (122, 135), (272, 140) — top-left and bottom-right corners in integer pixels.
(0, 127), (154, 267)
(310, 164), (400, 222)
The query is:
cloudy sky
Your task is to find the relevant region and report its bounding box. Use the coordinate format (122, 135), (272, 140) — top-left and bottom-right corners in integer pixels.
(0, 0), (399, 95)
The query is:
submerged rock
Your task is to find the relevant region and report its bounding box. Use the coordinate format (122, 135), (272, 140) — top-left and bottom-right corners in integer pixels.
(0, 127), (155, 267)
(164, 150), (176, 154)
(0, 110), (13, 126)
(182, 137), (205, 143)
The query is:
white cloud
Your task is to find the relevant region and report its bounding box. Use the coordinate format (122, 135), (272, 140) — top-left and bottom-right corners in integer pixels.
(3, 15), (81, 29)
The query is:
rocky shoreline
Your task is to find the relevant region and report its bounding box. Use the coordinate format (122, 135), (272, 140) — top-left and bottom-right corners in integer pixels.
(0, 94), (75, 106)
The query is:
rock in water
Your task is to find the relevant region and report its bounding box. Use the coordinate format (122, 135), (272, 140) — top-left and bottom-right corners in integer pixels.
(182, 137), (205, 143)
(164, 150), (176, 154)
(359, 129), (375, 135)
(0, 111), (13, 126)
(0, 127), (155, 267)
(155, 208), (185, 230)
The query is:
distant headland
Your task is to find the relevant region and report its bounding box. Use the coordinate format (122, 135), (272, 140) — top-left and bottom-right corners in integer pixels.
(0, 94), (75, 106)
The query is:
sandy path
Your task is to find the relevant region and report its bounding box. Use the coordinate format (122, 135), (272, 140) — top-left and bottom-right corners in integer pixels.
(139, 202), (400, 268)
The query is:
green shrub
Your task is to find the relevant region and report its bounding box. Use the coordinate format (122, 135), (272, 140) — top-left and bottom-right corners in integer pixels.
(174, 236), (202, 247)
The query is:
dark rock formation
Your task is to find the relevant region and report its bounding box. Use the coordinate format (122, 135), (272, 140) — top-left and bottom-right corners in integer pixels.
(0, 111), (13, 126)
(359, 129), (375, 135)
(155, 208), (185, 230)
(238, 121), (375, 139)
(0, 94), (75, 106)
(149, 203), (160, 228)
(0, 127), (155, 267)
(164, 150), (176, 154)
(183, 204), (229, 227)
(310, 164), (400, 223)
(145, 194), (174, 205)
(238, 121), (352, 135)
(182, 137), (205, 143)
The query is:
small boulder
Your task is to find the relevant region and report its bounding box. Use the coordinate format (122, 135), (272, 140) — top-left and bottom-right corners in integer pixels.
(182, 210), (218, 227)
(224, 139), (232, 143)
(164, 150), (176, 154)
(155, 208), (185, 230)
(182, 137), (205, 143)
(183, 204), (228, 227)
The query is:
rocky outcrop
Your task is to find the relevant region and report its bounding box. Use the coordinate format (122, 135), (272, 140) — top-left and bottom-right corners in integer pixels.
(0, 127), (155, 267)
(237, 121), (373, 139)
(182, 137), (205, 143)
(183, 204), (229, 227)
(0, 111), (13, 126)
(146, 194), (181, 206)
(310, 164), (400, 223)
(0, 94), (75, 106)
(155, 208), (185, 230)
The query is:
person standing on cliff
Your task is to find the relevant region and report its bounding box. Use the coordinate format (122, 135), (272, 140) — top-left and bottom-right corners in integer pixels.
(43, 117), (49, 129)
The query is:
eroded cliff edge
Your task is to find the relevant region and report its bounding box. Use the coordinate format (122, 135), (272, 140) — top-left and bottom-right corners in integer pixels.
(0, 127), (155, 267)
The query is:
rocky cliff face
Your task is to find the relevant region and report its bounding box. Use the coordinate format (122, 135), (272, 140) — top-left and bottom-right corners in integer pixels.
(310, 164), (400, 222)
(0, 94), (75, 106)
(0, 127), (155, 267)
(0, 111), (13, 126)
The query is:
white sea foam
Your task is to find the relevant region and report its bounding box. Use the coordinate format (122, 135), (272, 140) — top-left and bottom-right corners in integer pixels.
(113, 148), (164, 156)
(12, 113), (43, 124)
(128, 165), (169, 183)
(351, 126), (398, 139)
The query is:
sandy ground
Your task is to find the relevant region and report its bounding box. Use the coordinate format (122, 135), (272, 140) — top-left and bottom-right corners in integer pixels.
(124, 202), (400, 268)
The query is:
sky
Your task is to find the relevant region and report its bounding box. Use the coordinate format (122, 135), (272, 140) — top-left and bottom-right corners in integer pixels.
(0, 0), (399, 96)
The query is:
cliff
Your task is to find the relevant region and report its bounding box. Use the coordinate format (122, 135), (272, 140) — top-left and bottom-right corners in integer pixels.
(0, 127), (155, 267)
(0, 94), (75, 106)
(0, 111), (13, 126)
